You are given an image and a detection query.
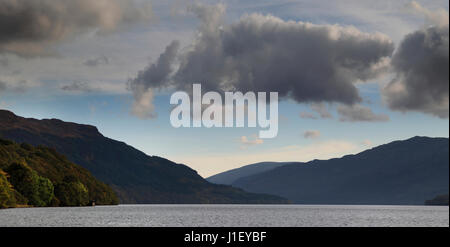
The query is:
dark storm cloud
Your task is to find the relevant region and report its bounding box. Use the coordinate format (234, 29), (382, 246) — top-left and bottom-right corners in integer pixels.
(128, 4), (394, 118)
(337, 104), (389, 122)
(383, 25), (449, 118)
(173, 12), (394, 102)
(129, 40), (180, 91)
(83, 55), (109, 67)
(128, 40), (180, 118)
(382, 2), (449, 118)
(0, 0), (152, 56)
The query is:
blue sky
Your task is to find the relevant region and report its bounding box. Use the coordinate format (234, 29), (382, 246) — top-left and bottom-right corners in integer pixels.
(0, 0), (448, 177)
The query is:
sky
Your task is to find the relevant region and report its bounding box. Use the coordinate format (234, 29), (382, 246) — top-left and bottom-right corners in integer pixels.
(0, 0), (449, 177)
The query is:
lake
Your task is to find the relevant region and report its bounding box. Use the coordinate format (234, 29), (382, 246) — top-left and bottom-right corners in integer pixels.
(0, 205), (448, 227)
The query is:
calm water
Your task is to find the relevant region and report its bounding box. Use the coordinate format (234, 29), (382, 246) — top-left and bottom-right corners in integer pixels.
(0, 205), (448, 227)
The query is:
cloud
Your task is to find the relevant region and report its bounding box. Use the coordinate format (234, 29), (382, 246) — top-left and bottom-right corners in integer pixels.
(0, 56), (7, 66)
(128, 3), (394, 118)
(407, 1), (449, 27)
(383, 3), (449, 118)
(240, 135), (264, 146)
(337, 104), (389, 122)
(60, 80), (125, 94)
(0, 0), (153, 56)
(187, 2), (226, 32)
(131, 88), (156, 119)
(300, 103), (333, 120)
(83, 55), (109, 67)
(0, 79), (29, 93)
(128, 40), (180, 118)
(12, 79), (28, 93)
(129, 40), (180, 91)
(311, 103), (333, 118)
(0, 80), (6, 91)
(61, 81), (97, 93)
(299, 112), (317, 120)
(303, 130), (321, 139)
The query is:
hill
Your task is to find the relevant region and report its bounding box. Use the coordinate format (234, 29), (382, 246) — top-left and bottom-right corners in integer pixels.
(0, 110), (288, 204)
(207, 162), (291, 185)
(0, 138), (119, 208)
(229, 137), (449, 205)
(425, 194), (449, 206)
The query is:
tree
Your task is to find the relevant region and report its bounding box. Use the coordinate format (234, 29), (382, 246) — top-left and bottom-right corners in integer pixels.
(0, 170), (16, 208)
(5, 162), (54, 207)
(5, 162), (39, 205)
(36, 176), (54, 207)
(55, 177), (89, 206)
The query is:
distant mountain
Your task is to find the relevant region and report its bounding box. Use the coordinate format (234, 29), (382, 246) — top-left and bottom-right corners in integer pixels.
(425, 194), (449, 206)
(0, 110), (288, 204)
(227, 137), (449, 205)
(1, 138), (118, 208)
(207, 162), (291, 185)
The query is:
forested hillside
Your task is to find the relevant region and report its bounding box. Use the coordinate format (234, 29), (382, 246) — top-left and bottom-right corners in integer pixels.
(0, 138), (118, 208)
